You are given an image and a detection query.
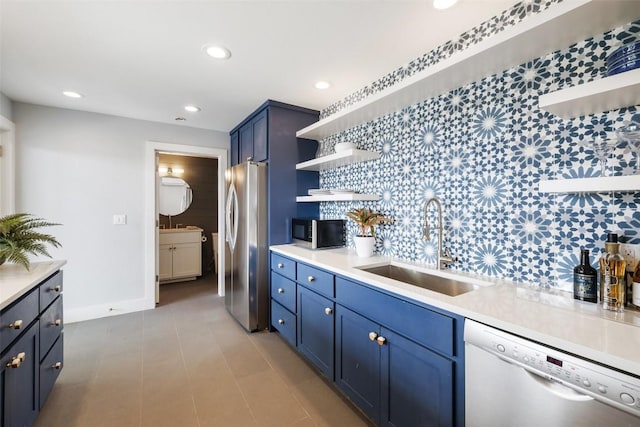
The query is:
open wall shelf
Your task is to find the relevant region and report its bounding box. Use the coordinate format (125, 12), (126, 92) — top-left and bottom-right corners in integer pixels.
(539, 175), (640, 193)
(297, 0), (640, 140)
(296, 149), (379, 171)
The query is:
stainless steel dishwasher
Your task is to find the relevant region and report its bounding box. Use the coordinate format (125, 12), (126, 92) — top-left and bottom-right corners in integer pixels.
(464, 319), (640, 427)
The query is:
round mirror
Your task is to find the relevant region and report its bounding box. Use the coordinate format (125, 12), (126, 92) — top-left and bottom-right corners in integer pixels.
(159, 176), (193, 216)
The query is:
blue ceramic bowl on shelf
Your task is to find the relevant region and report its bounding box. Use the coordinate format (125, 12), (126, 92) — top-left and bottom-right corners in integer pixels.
(607, 52), (640, 69)
(607, 59), (640, 76)
(607, 40), (640, 63)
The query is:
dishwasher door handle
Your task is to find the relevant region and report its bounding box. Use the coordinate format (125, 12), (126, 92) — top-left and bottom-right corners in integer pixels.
(524, 368), (594, 402)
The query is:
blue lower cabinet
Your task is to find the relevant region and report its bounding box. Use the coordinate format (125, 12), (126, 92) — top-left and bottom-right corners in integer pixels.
(335, 305), (381, 423)
(271, 300), (296, 347)
(2, 321), (40, 427)
(297, 285), (335, 379)
(381, 328), (454, 427)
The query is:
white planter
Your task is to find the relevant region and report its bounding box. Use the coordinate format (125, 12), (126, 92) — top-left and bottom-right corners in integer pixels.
(354, 236), (375, 258)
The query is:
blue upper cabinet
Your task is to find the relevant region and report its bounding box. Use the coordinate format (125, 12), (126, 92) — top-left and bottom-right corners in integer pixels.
(229, 100), (319, 245)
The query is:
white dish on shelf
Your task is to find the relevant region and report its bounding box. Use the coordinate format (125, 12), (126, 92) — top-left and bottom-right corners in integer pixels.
(308, 189), (331, 195)
(330, 189), (355, 194)
(335, 142), (357, 152)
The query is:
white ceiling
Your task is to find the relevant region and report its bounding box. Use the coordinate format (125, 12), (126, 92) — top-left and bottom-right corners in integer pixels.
(0, 0), (515, 133)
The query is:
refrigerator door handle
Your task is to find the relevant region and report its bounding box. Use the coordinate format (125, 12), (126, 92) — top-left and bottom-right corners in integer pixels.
(225, 182), (238, 251)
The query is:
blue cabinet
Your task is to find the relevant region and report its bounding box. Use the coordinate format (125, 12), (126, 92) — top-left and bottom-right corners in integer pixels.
(380, 328), (453, 427)
(0, 270), (64, 427)
(229, 100), (319, 246)
(297, 285), (335, 379)
(1, 321), (39, 427)
(335, 305), (380, 422)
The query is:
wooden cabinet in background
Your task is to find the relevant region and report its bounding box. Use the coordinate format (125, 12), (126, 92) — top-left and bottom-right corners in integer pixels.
(159, 229), (202, 283)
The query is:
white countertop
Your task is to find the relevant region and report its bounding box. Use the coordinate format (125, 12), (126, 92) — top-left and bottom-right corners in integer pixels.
(271, 245), (640, 376)
(0, 260), (67, 310)
(159, 226), (203, 233)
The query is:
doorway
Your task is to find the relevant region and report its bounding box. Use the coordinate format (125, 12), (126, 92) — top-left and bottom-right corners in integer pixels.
(145, 141), (227, 305)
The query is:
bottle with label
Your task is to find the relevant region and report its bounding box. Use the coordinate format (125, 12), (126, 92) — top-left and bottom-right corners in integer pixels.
(573, 249), (597, 303)
(633, 261), (640, 309)
(599, 233), (626, 312)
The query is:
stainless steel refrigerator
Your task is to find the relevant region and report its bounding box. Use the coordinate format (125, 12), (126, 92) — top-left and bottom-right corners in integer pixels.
(224, 161), (268, 332)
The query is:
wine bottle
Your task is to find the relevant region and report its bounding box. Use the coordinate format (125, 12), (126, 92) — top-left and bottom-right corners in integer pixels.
(632, 261), (640, 309)
(573, 249), (597, 303)
(599, 233), (626, 312)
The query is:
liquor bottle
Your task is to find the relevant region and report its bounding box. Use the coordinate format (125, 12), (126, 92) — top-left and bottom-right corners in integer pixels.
(599, 233), (626, 312)
(633, 261), (640, 309)
(573, 249), (597, 303)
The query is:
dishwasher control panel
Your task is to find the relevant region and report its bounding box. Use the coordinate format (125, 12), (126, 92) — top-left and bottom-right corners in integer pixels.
(465, 319), (640, 418)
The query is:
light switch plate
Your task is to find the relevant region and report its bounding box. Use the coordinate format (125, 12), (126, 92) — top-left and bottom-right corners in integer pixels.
(620, 243), (640, 271)
(113, 214), (127, 225)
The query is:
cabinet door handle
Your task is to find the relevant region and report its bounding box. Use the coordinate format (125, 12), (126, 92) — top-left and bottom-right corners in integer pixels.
(324, 307), (333, 315)
(307, 276), (315, 282)
(52, 362), (62, 370)
(277, 263), (284, 269)
(9, 319), (23, 330)
(50, 319), (62, 327)
(277, 288), (285, 294)
(6, 352), (26, 369)
(376, 336), (387, 346)
(278, 319), (285, 325)
(369, 332), (378, 341)
(50, 285), (62, 292)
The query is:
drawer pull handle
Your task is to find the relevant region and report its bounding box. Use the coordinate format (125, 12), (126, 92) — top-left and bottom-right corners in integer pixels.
(50, 285), (62, 292)
(277, 288), (285, 294)
(278, 319), (285, 325)
(277, 263), (284, 269)
(6, 352), (26, 369)
(9, 319), (23, 330)
(52, 362), (62, 370)
(307, 276), (315, 282)
(369, 332), (378, 341)
(376, 336), (387, 346)
(50, 319), (62, 327)
(324, 307), (333, 315)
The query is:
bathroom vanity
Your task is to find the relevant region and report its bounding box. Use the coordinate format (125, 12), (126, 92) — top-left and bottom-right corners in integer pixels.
(159, 227), (203, 283)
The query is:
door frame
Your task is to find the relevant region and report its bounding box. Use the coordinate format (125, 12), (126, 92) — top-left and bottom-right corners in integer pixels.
(145, 141), (227, 305)
(0, 115), (15, 215)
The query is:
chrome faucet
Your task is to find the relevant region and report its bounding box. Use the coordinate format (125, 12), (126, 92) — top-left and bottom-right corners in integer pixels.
(423, 198), (454, 270)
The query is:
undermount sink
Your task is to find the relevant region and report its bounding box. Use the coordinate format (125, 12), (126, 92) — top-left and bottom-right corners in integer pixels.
(356, 263), (492, 297)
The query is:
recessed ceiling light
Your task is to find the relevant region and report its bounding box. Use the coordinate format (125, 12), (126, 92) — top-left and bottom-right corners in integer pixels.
(315, 81), (331, 90)
(174, 117), (187, 121)
(184, 105), (201, 113)
(204, 45), (231, 60)
(433, 0), (458, 9)
(62, 91), (83, 98)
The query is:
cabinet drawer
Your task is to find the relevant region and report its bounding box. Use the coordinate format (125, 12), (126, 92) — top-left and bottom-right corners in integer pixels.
(39, 295), (63, 359)
(39, 270), (63, 311)
(271, 300), (296, 347)
(336, 277), (454, 356)
(297, 263), (334, 298)
(271, 272), (296, 313)
(40, 333), (63, 409)
(271, 253), (295, 280)
(1, 288), (39, 353)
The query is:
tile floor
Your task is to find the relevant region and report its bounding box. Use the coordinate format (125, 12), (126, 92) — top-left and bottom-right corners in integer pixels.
(36, 276), (372, 427)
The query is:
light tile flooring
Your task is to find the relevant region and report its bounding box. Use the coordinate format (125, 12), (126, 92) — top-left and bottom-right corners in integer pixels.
(36, 276), (372, 427)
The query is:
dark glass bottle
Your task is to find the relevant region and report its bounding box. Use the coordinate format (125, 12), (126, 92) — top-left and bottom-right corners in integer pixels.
(574, 249), (597, 303)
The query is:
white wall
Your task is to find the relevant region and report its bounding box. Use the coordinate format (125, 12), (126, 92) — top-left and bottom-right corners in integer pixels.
(13, 102), (228, 321)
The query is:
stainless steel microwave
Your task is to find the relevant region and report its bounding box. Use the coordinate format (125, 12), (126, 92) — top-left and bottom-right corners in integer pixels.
(291, 218), (346, 249)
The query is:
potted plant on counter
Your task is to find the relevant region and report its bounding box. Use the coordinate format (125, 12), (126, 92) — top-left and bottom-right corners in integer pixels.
(0, 213), (61, 270)
(346, 207), (393, 257)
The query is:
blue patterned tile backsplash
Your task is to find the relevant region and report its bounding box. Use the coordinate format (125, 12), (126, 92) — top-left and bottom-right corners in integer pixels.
(317, 4), (640, 291)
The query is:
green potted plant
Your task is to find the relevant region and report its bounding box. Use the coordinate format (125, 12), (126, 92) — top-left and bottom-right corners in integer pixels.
(0, 213), (61, 270)
(346, 207), (393, 257)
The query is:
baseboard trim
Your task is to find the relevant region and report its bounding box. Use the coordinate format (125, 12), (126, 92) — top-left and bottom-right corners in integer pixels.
(64, 296), (155, 323)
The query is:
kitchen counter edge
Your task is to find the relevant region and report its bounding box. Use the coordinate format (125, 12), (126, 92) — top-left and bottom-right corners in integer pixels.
(0, 260), (67, 310)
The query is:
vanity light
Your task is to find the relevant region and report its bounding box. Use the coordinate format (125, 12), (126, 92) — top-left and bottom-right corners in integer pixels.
(315, 81), (331, 90)
(184, 105), (201, 113)
(204, 45), (231, 60)
(158, 166), (185, 176)
(433, 0), (458, 10)
(62, 91), (83, 98)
